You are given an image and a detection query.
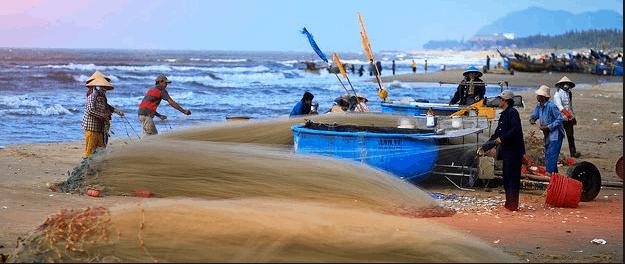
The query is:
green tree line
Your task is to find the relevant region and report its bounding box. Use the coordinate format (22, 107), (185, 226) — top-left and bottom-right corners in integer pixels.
(423, 29), (623, 50)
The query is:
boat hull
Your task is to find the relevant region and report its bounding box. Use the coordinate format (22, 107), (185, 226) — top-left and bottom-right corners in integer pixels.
(292, 124), (439, 181)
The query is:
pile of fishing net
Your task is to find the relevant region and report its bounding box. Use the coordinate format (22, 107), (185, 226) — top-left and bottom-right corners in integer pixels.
(11, 199), (515, 263)
(25, 114), (518, 262)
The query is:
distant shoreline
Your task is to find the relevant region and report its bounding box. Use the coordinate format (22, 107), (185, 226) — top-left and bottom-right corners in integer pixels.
(379, 69), (624, 87)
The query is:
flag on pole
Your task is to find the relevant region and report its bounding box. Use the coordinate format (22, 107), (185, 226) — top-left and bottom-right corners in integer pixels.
(357, 13), (374, 61)
(332, 53), (348, 79)
(301, 27), (328, 63)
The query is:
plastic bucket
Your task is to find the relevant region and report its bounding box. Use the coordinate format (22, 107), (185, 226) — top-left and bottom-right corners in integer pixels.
(545, 173), (582, 208)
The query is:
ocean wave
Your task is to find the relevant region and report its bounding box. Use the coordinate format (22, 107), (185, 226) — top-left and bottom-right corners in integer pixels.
(1, 103), (73, 116)
(0, 95), (43, 108)
(205, 65), (270, 73)
(277, 60), (300, 66)
(40, 63), (174, 73)
(189, 58), (248, 63)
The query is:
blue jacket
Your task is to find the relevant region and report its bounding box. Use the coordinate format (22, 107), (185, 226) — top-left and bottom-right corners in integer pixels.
(289, 101), (311, 117)
(485, 105), (526, 159)
(530, 100), (564, 142)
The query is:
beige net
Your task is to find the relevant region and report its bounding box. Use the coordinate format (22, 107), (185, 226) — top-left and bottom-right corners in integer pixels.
(12, 199), (515, 263)
(71, 138), (444, 214)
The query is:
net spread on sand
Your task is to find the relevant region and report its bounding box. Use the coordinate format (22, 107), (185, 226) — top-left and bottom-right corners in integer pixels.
(18, 113), (515, 262)
(12, 199), (515, 263)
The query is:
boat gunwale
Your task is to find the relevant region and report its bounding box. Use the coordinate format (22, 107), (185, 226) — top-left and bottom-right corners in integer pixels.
(291, 124), (439, 139)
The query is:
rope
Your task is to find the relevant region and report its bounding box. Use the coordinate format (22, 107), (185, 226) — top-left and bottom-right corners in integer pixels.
(122, 116), (140, 139)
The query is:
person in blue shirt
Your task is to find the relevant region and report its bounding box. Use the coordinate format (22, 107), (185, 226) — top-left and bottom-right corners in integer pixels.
(478, 90), (525, 211)
(529, 85), (564, 174)
(290, 91), (315, 117)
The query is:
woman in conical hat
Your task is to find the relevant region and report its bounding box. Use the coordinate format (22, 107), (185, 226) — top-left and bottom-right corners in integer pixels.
(553, 76), (580, 157)
(81, 75), (124, 157)
(85, 71), (112, 97)
(555, 76), (575, 89)
(86, 70), (111, 84)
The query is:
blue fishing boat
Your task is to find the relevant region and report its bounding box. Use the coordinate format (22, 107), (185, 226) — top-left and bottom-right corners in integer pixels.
(380, 102), (461, 116)
(292, 121), (442, 181)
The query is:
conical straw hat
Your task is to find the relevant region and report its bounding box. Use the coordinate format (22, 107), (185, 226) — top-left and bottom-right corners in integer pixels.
(555, 76), (575, 88)
(86, 76), (114, 89)
(535, 85), (551, 97)
(85, 70), (111, 84)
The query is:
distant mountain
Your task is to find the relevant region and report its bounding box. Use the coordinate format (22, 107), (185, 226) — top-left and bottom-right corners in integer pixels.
(476, 7), (623, 37)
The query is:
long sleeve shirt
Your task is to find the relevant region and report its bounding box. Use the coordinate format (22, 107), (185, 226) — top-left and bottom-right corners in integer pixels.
(289, 101), (311, 117)
(81, 90), (112, 132)
(484, 105), (525, 159)
(552, 88), (574, 120)
(449, 77), (486, 105)
(530, 100), (564, 141)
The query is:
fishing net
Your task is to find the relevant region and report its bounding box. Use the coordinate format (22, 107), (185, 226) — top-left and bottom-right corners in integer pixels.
(161, 113), (407, 145)
(12, 198), (515, 263)
(55, 138), (446, 214)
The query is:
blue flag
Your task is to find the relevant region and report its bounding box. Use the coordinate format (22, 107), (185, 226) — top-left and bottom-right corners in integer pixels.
(301, 27), (328, 63)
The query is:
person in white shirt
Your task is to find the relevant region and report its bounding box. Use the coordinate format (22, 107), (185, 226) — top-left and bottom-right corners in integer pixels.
(553, 76), (580, 158)
(353, 94), (371, 112)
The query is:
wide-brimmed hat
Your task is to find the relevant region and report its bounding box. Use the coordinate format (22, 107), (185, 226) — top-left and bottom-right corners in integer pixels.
(85, 70), (111, 84)
(497, 90), (515, 100)
(356, 93), (368, 102)
(86, 77), (114, 89)
(463, 66), (483, 77)
(555, 76), (575, 89)
(535, 85), (551, 98)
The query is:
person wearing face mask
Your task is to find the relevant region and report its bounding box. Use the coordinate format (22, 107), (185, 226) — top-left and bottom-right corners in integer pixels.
(529, 85), (564, 174)
(82, 72), (124, 157)
(552, 76), (580, 158)
(478, 90), (525, 211)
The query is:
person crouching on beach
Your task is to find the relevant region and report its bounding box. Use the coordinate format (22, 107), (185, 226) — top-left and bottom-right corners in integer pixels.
(529, 85), (564, 174)
(138, 74), (191, 137)
(478, 90), (525, 211)
(353, 94), (371, 112)
(290, 91), (316, 117)
(82, 72), (124, 157)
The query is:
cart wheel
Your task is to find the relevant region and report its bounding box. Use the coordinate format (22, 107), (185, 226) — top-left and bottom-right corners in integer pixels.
(566, 161), (601, 202)
(461, 149), (479, 187)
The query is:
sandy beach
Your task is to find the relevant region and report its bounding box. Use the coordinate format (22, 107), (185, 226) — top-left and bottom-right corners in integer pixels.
(1, 74), (622, 262)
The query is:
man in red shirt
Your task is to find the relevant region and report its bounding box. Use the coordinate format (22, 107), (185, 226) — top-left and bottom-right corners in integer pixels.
(138, 74), (191, 136)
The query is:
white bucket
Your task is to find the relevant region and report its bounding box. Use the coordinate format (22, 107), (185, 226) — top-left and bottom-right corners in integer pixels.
(451, 116), (462, 128)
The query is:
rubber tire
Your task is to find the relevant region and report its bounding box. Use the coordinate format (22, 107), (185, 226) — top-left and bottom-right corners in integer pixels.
(566, 161), (602, 202)
(460, 149), (479, 187)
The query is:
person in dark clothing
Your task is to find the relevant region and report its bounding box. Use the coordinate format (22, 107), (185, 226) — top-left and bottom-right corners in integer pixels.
(424, 59), (428, 73)
(350, 64), (355, 74)
(486, 55), (491, 72)
(358, 65), (364, 77)
(449, 66), (486, 105)
(375, 61), (383, 75)
(392, 60), (396, 75)
(289, 91), (315, 117)
(368, 63), (374, 76)
(478, 90), (525, 211)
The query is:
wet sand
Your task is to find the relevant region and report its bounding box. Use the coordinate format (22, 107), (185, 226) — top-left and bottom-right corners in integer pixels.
(0, 79), (622, 262)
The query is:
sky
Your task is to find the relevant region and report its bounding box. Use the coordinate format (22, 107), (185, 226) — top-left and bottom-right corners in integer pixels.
(1, 0), (622, 52)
